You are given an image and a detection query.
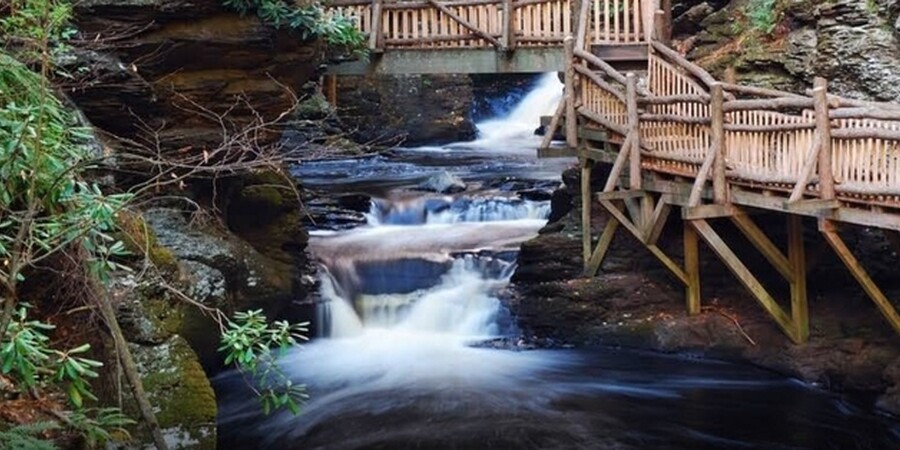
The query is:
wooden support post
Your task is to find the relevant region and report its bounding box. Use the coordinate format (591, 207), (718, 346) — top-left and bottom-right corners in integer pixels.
(369, 0), (383, 52)
(600, 200), (688, 284)
(692, 219), (801, 343)
(820, 220), (900, 335)
(539, 98), (566, 150)
(730, 213), (793, 281)
(661, 0), (673, 44)
(502, 0), (516, 51)
(324, 74), (338, 107)
(885, 230), (900, 256)
(711, 82), (727, 204)
(564, 36), (577, 149)
(645, 196), (672, 246)
(814, 77), (835, 200)
(788, 215), (809, 343)
(586, 219), (619, 277)
(581, 158), (593, 267)
(684, 220), (701, 315)
(626, 73), (640, 191)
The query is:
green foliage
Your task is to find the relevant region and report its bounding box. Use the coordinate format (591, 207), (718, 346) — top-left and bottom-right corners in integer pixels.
(221, 0), (366, 52)
(0, 422), (59, 450)
(745, 0), (779, 34)
(218, 309), (309, 415)
(65, 408), (135, 448)
(1, 306), (102, 408)
(0, 0), (77, 62)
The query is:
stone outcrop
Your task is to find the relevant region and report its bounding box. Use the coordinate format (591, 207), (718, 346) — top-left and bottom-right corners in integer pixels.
(336, 74), (476, 146)
(69, 0), (322, 153)
(674, 0), (900, 101)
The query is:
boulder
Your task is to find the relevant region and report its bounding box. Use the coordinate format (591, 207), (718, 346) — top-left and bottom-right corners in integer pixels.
(417, 171), (467, 194)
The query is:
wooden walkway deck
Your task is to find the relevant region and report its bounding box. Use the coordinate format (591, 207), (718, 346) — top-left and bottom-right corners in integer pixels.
(547, 29), (900, 344)
(324, 0), (662, 74)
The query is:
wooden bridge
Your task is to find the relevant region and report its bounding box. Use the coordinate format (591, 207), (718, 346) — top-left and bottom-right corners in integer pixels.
(324, 0), (900, 344)
(323, 0), (666, 74)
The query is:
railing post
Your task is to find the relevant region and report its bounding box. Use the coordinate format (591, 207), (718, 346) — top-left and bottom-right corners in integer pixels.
(814, 77), (835, 200)
(661, 0), (672, 43)
(503, 0), (516, 51)
(575, 0), (590, 50)
(626, 73), (640, 190)
(565, 36), (578, 149)
(369, 0), (383, 52)
(711, 82), (727, 204)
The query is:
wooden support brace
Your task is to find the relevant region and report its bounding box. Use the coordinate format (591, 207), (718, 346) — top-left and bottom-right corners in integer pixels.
(784, 199), (840, 213)
(730, 213), (793, 282)
(645, 196), (672, 246)
(600, 200), (687, 284)
(596, 190), (647, 201)
(691, 219), (802, 343)
(426, 0), (504, 48)
(565, 36), (578, 149)
(585, 218), (619, 277)
(820, 220), (900, 335)
(539, 98), (566, 150)
(581, 158), (593, 265)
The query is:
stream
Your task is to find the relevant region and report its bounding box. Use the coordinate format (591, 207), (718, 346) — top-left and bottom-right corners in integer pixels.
(215, 74), (900, 449)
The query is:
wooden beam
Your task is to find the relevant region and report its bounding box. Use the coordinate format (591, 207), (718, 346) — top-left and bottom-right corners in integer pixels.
(730, 213), (794, 282)
(426, 0), (504, 48)
(820, 220), (900, 335)
(684, 220), (701, 315)
(585, 218), (619, 277)
(688, 147), (717, 207)
(574, 65), (626, 103)
(575, 0), (590, 50)
(784, 198), (840, 213)
(596, 189), (647, 201)
(682, 204), (740, 220)
(691, 220), (801, 343)
(578, 106), (629, 137)
(787, 132), (823, 203)
(502, 0), (516, 51)
(603, 133), (634, 191)
(788, 215), (809, 342)
(600, 200), (688, 284)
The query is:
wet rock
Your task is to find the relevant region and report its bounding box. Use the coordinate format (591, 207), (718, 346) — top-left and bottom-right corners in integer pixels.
(119, 336), (217, 450)
(336, 74), (476, 146)
(69, 0), (322, 154)
(417, 171), (467, 194)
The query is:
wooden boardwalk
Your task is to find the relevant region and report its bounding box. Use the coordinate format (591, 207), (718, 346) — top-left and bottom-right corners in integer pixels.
(325, 0), (900, 343)
(324, 0), (661, 74)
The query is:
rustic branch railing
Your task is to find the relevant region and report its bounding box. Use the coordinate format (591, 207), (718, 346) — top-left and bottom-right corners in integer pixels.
(567, 37), (900, 206)
(325, 0), (651, 51)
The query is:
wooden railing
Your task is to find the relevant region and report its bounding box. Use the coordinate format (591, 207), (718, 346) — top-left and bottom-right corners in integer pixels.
(568, 39), (900, 208)
(324, 0), (652, 51)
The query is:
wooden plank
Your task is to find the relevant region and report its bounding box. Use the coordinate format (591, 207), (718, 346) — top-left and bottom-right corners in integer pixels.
(691, 219), (801, 343)
(788, 215), (809, 342)
(575, 0), (590, 50)
(600, 200), (688, 283)
(730, 213), (793, 282)
(784, 199), (840, 213)
(502, 0), (515, 50)
(684, 220), (701, 315)
(820, 221), (900, 335)
(596, 189), (647, 201)
(585, 218), (619, 276)
(682, 203), (740, 220)
(602, 133), (634, 191)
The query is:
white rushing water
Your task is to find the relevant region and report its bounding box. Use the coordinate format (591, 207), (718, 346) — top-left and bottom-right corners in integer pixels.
(366, 196), (551, 226)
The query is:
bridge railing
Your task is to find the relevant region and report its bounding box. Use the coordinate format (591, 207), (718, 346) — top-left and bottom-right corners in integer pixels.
(570, 39), (900, 207)
(324, 0), (651, 51)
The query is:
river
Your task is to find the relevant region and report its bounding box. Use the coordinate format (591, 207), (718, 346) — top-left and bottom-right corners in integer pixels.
(215, 74), (900, 449)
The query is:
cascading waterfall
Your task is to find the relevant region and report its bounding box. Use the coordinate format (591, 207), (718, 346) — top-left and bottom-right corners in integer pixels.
(366, 196), (551, 226)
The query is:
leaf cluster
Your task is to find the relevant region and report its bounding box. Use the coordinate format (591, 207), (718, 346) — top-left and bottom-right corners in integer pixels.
(221, 0), (366, 52)
(218, 309), (310, 415)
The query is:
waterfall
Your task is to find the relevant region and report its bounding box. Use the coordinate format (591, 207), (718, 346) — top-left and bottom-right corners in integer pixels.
(456, 72), (563, 150)
(367, 196), (551, 226)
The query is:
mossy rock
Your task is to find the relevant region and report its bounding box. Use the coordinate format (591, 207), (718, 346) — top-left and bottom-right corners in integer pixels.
(115, 210), (181, 275)
(121, 336), (217, 450)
